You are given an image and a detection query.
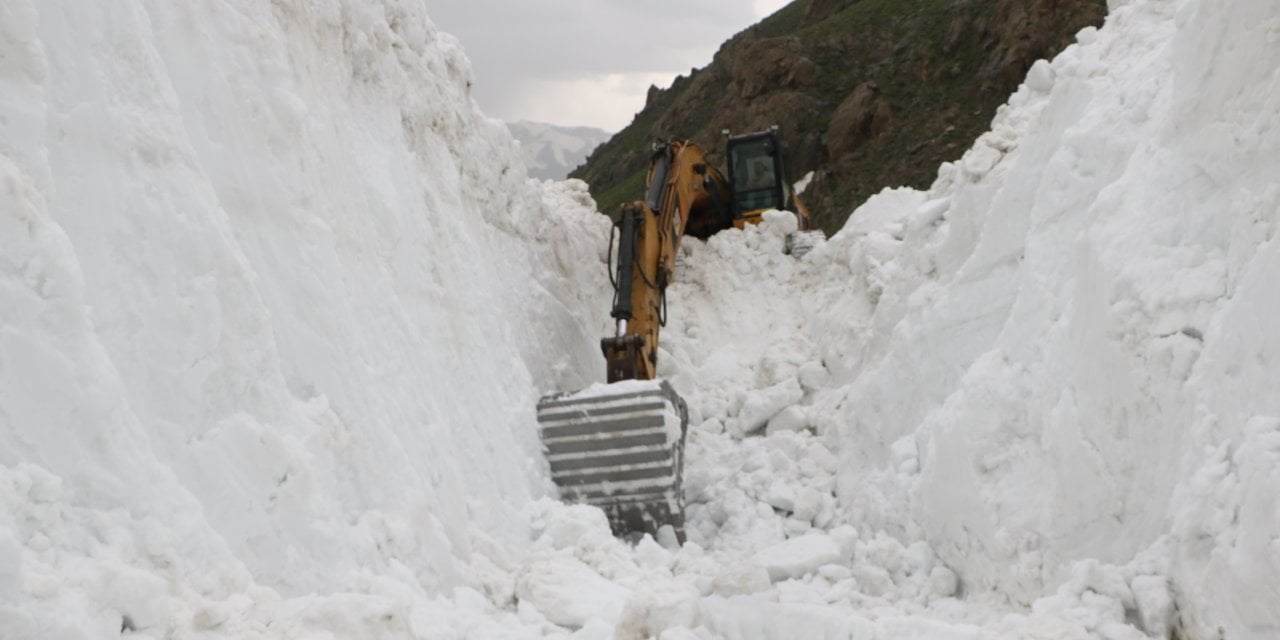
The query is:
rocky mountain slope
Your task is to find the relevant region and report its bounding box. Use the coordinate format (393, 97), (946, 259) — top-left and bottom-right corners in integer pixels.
(571, 0), (1106, 232)
(507, 121), (611, 181)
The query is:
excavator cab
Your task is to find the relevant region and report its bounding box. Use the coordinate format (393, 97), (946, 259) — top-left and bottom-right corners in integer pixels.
(726, 127), (824, 255)
(727, 129), (792, 220)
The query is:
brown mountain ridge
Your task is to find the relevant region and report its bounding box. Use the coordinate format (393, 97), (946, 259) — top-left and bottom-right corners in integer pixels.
(570, 0), (1106, 233)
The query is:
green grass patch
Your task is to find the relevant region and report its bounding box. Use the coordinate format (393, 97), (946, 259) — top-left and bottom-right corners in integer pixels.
(754, 0), (813, 38)
(593, 168), (647, 216)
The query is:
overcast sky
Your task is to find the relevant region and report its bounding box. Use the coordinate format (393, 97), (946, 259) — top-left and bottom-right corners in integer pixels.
(424, 0), (791, 132)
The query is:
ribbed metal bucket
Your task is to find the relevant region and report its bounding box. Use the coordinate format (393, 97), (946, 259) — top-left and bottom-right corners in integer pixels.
(537, 380), (689, 542)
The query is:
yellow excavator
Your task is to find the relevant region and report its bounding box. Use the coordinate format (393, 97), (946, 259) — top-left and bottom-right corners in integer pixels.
(536, 127), (822, 543)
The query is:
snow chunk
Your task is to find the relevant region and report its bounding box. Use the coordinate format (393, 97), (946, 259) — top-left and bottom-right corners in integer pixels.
(1025, 59), (1056, 94)
(753, 532), (843, 582)
(766, 405), (809, 435)
(959, 139), (1004, 180)
(0, 531), (21, 597)
(764, 483), (796, 513)
(929, 566), (959, 599)
(852, 563), (894, 597)
(515, 556), (630, 629)
(634, 535), (674, 571)
(732, 379), (804, 436)
(614, 582), (701, 638)
(1131, 575), (1174, 637)
(531, 501), (613, 551)
(711, 564), (772, 596)
(796, 361), (830, 393)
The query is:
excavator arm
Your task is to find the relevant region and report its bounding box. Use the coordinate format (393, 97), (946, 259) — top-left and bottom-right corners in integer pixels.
(601, 140), (732, 382)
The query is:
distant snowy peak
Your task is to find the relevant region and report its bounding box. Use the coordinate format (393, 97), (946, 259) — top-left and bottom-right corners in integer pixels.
(507, 120), (611, 181)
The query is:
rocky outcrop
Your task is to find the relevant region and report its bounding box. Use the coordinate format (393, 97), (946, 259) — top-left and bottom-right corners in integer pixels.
(826, 81), (892, 161)
(726, 38), (817, 99)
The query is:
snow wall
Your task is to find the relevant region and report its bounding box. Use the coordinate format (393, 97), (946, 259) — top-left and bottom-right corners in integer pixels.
(0, 0), (612, 635)
(652, 0), (1277, 637)
(696, 0), (1276, 636)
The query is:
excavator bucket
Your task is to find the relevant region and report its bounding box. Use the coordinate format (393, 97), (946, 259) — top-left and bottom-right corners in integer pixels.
(536, 380), (689, 543)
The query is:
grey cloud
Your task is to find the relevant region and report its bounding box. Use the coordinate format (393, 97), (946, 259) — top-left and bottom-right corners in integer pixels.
(424, 0), (773, 127)
(427, 1), (758, 76)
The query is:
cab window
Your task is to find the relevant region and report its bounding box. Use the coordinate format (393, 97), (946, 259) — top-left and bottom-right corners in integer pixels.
(731, 141), (779, 211)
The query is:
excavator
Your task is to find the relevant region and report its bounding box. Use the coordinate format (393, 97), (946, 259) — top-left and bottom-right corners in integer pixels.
(535, 127), (822, 543)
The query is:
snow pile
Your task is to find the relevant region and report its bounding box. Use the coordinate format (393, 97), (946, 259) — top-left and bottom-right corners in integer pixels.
(0, 0), (610, 636)
(439, 424), (1147, 640)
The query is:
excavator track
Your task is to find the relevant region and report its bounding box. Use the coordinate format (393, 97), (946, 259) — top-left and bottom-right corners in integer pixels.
(536, 380), (689, 542)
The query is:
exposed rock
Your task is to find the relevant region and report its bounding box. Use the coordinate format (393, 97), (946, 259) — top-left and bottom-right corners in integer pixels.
(826, 81), (891, 160)
(984, 0), (1104, 88)
(727, 38), (816, 99)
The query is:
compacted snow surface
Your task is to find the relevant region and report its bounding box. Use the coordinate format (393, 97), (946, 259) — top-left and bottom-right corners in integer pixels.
(1, 0), (1277, 638)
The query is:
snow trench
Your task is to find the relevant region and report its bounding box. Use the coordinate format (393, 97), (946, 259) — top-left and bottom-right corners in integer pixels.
(1, 0), (1277, 638)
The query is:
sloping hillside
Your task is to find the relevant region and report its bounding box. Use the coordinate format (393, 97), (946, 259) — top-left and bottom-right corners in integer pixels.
(572, 0), (1105, 232)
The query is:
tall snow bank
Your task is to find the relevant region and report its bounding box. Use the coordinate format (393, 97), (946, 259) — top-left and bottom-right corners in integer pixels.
(796, 0), (1278, 636)
(0, 0), (609, 636)
(651, 0), (1277, 636)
